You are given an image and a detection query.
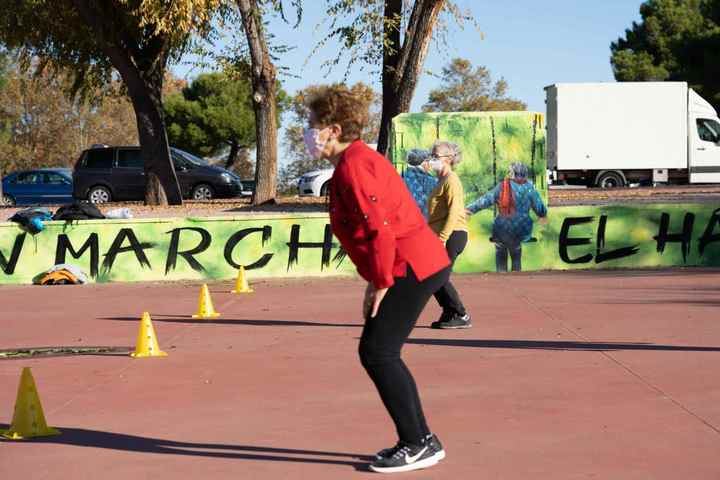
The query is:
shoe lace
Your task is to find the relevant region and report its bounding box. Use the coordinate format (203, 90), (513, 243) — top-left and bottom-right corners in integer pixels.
(390, 444), (413, 460)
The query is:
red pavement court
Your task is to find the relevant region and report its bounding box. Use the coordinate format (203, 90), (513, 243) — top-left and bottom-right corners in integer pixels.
(1, 269), (719, 479)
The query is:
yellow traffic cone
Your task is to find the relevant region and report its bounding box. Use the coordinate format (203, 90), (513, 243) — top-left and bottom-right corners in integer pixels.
(130, 312), (168, 358)
(1, 367), (60, 440)
(192, 284), (220, 319)
(231, 266), (254, 293)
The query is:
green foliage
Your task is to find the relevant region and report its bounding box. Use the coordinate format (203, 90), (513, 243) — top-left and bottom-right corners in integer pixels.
(164, 72), (256, 158)
(610, 0), (720, 106)
(0, 0), (227, 96)
(316, 1), (476, 75)
(422, 58), (526, 112)
(0, 49), (10, 90)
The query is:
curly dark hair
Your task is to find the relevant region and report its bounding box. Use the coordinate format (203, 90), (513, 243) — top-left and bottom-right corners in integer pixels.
(306, 84), (371, 142)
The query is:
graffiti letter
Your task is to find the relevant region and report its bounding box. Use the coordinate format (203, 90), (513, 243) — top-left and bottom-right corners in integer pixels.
(698, 208), (720, 256)
(102, 228), (155, 272)
(332, 245), (348, 268)
(165, 228), (211, 274)
(558, 217), (594, 264)
(0, 233), (26, 275)
(56, 234), (99, 277)
(224, 226), (273, 270)
(654, 212), (694, 262)
(595, 215), (639, 264)
(286, 224), (336, 271)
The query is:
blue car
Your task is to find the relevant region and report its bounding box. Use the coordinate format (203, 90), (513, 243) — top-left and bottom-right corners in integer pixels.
(2, 168), (74, 206)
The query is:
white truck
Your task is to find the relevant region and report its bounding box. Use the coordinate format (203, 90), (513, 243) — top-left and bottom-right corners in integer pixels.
(545, 82), (720, 187)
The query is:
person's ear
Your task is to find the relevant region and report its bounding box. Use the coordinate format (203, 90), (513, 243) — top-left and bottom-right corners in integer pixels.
(328, 123), (343, 140)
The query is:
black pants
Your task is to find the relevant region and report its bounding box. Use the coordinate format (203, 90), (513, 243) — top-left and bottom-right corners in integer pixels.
(433, 230), (467, 316)
(359, 265), (451, 445)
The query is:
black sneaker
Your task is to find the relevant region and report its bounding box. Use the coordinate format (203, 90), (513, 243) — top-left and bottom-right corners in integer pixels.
(375, 441), (402, 460)
(369, 437), (445, 473)
(375, 434), (445, 460)
(431, 313), (472, 329)
(430, 310), (453, 328)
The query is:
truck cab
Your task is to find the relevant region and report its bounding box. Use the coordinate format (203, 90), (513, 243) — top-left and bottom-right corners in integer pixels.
(689, 90), (720, 183)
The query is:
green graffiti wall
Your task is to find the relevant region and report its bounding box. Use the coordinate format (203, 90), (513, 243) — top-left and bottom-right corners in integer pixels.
(0, 214), (355, 284)
(390, 111), (548, 203)
(459, 204), (720, 272)
(1, 204), (720, 284)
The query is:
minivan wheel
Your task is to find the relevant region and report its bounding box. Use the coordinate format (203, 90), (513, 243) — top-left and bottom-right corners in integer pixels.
(192, 184), (214, 200)
(2, 194), (15, 206)
(88, 185), (112, 203)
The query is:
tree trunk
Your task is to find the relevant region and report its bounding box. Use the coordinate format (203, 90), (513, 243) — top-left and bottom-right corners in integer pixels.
(225, 139), (240, 169)
(376, 0), (446, 156)
(72, 0), (182, 205)
(377, 0), (403, 157)
(127, 81), (182, 205)
(237, 0), (279, 206)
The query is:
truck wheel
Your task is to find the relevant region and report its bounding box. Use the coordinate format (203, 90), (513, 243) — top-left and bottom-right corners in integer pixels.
(320, 181), (330, 197)
(596, 171), (625, 188)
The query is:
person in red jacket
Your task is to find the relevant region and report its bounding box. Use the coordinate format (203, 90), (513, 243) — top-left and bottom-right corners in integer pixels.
(304, 84), (452, 474)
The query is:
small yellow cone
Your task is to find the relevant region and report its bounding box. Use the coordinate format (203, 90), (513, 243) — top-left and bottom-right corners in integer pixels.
(192, 284), (220, 319)
(231, 266), (253, 294)
(1, 367), (61, 440)
(130, 312), (168, 358)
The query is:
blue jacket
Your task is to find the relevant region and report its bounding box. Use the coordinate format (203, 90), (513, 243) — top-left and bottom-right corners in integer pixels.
(467, 180), (547, 244)
(402, 166), (438, 218)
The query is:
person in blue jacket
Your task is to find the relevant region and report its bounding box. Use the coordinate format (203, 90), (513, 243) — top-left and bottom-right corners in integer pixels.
(466, 162), (547, 272)
(402, 149), (438, 218)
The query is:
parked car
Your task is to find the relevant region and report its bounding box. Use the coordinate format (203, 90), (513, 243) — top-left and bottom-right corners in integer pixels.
(240, 180), (255, 197)
(72, 145), (245, 203)
(2, 168), (73, 206)
(297, 145), (375, 197)
(298, 168), (334, 197)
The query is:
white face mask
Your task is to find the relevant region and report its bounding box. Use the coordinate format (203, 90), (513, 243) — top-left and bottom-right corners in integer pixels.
(428, 159), (444, 173)
(303, 128), (328, 159)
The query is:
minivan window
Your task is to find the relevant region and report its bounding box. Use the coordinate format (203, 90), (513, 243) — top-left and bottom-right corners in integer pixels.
(697, 118), (720, 143)
(171, 148), (207, 166)
(117, 149), (144, 168)
(84, 148), (114, 169)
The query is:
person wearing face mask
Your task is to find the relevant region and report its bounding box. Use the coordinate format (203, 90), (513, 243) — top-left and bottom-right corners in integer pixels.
(465, 162), (548, 272)
(402, 149), (438, 218)
(425, 141), (471, 330)
(304, 84), (451, 474)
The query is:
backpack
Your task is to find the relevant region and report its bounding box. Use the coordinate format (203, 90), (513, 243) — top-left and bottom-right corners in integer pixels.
(52, 201), (105, 221)
(9, 208), (53, 234)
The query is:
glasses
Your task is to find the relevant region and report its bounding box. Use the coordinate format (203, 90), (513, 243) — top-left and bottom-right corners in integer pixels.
(430, 153), (453, 160)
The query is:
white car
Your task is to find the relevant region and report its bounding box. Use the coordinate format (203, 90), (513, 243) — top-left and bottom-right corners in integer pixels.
(298, 168), (334, 196)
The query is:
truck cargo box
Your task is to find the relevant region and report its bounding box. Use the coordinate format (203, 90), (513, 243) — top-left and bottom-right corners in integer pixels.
(546, 82), (688, 171)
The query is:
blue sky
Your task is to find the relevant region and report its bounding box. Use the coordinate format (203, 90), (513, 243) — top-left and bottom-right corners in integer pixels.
(172, 1), (644, 163)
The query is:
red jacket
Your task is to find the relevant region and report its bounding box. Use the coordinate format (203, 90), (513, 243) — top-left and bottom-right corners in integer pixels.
(329, 140), (450, 289)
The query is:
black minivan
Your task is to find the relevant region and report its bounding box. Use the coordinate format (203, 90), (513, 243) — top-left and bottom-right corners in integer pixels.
(73, 145), (247, 203)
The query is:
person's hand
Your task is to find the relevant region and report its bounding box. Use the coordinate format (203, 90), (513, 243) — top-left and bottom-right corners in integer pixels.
(538, 216), (549, 225)
(363, 283), (389, 320)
